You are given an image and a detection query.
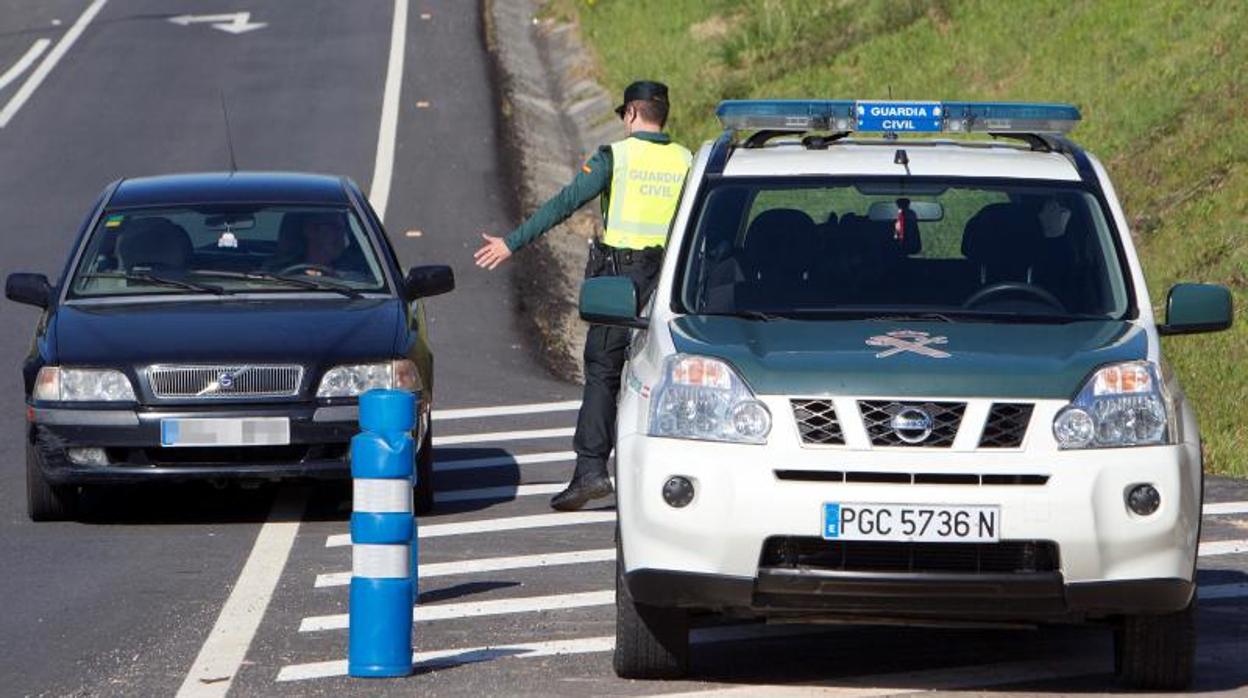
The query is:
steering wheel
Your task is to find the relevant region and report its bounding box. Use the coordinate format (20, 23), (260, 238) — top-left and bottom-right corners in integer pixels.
(279, 263), (338, 278)
(963, 282), (1066, 312)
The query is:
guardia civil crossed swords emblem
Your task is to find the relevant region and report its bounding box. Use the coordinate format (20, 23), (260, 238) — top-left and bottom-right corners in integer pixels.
(866, 330), (951, 359)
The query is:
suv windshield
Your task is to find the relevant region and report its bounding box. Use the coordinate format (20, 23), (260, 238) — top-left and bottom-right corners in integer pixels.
(68, 205), (389, 298)
(680, 179), (1130, 321)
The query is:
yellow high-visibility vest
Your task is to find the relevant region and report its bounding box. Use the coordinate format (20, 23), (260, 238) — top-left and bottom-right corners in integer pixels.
(602, 137), (692, 250)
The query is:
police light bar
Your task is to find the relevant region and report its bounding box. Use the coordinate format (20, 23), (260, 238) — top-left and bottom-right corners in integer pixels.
(715, 100), (1080, 135)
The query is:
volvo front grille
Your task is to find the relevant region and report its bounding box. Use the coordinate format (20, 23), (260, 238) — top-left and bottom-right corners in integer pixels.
(147, 364), (304, 399)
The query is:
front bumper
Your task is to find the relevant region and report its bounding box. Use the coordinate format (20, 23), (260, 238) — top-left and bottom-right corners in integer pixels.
(30, 404), (362, 484)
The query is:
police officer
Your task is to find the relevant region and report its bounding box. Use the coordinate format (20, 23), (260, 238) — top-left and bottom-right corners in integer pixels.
(474, 80), (691, 511)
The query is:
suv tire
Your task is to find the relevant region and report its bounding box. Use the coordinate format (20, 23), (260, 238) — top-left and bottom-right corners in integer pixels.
(613, 545), (689, 679)
(413, 425), (434, 515)
(1114, 599), (1196, 690)
(26, 441), (77, 522)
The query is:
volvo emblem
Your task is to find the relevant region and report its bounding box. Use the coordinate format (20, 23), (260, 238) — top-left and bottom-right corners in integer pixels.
(217, 371), (236, 389)
(866, 330), (950, 359)
(891, 407), (934, 444)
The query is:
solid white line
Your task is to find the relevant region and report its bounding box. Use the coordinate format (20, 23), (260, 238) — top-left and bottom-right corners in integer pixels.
(366, 0), (407, 221)
(0, 39), (50, 92)
(314, 547), (614, 587)
(0, 0), (107, 128)
(1199, 538), (1248, 557)
(299, 590), (615, 632)
(175, 488), (304, 698)
(433, 427), (575, 446)
(434, 482), (566, 503)
(325, 510), (615, 547)
(433, 400), (581, 420)
(1204, 501), (1248, 516)
(434, 450), (575, 472)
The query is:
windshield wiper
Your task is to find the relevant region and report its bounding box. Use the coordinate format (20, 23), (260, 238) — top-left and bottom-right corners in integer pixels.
(190, 270), (363, 299)
(702, 310), (786, 321)
(79, 271), (228, 295)
(866, 312), (956, 323)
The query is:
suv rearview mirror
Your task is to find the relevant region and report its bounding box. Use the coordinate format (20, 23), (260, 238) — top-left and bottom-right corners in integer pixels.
(404, 265), (454, 301)
(1159, 283), (1232, 336)
(580, 276), (646, 329)
(5, 273), (53, 309)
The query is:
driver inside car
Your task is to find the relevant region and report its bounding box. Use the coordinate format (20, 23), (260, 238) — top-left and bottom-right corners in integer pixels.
(267, 212), (353, 276)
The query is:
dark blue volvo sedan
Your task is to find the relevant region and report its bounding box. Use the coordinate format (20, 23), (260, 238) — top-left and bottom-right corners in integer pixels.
(5, 172), (453, 520)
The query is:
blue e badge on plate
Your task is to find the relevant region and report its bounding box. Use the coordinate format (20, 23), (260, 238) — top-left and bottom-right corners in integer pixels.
(823, 503), (841, 538)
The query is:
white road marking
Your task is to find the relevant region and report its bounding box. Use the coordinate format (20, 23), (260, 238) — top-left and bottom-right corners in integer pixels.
(314, 547), (614, 587)
(325, 510), (615, 547)
(1199, 538), (1248, 557)
(434, 482), (565, 503)
(432, 427), (575, 446)
(175, 488), (304, 698)
(433, 400), (581, 420)
(0, 39), (50, 92)
(167, 12), (267, 34)
(366, 0), (408, 222)
(0, 0), (108, 128)
(300, 589), (615, 631)
(1204, 501), (1248, 516)
(433, 450), (575, 472)
(1201, 582), (1248, 600)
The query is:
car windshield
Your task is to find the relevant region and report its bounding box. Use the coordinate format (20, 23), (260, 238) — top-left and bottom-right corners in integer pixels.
(68, 205), (389, 298)
(679, 178), (1131, 322)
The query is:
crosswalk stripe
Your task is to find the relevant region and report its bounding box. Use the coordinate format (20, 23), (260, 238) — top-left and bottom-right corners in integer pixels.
(314, 547), (615, 588)
(432, 400), (581, 420)
(325, 510), (615, 547)
(434, 482), (565, 504)
(1199, 539), (1248, 557)
(299, 590), (615, 631)
(433, 450), (575, 472)
(1203, 501), (1248, 516)
(1201, 582), (1248, 600)
(433, 427), (575, 447)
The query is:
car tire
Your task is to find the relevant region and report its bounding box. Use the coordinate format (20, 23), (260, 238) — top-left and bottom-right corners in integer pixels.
(413, 424), (434, 516)
(26, 441), (77, 522)
(1114, 599), (1196, 690)
(613, 544), (689, 679)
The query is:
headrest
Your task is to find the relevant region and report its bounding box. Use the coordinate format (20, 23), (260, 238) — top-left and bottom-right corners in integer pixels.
(116, 218), (192, 270)
(745, 209), (815, 249)
(961, 203), (1041, 263)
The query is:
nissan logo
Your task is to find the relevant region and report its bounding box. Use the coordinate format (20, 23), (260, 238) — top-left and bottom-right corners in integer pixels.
(891, 407), (933, 444)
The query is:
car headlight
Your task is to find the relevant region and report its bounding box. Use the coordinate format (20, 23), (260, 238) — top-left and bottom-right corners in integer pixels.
(648, 354), (770, 444)
(34, 367), (136, 402)
(316, 359), (419, 398)
(1053, 361), (1172, 449)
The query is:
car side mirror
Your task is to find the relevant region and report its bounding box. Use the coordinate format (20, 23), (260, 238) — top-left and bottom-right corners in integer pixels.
(404, 265), (454, 301)
(1158, 283), (1232, 336)
(580, 276), (647, 329)
(5, 273), (53, 309)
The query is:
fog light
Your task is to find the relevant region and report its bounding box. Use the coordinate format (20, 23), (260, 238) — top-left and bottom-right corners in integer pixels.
(662, 476), (695, 508)
(1126, 484), (1160, 516)
(67, 447), (109, 466)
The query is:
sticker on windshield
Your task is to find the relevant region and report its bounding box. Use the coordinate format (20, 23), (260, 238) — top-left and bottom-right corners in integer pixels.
(866, 330), (951, 359)
(104, 215), (124, 228)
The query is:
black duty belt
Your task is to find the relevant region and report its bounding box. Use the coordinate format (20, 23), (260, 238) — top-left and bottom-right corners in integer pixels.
(594, 241), (663, 267)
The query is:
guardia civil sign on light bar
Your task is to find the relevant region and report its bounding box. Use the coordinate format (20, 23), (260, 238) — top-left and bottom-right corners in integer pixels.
(715, 99), (1081, 135)
(856, 101), (943, 132)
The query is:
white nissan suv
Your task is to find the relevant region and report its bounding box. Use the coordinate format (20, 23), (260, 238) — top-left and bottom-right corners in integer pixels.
(579, 100), (1233, 690)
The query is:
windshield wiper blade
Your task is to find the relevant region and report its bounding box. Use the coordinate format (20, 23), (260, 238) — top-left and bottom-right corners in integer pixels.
(191, 270), (363, 299)
(866, 312), (955, 323)
(80, 271), (228, 295)
(702, 310), (785, 321)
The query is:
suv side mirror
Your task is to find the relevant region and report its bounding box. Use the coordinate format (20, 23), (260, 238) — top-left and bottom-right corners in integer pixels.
(404, 265), (454, 301)
(1159, 283), (1232, 336)
(5, 273), (53, 309)
(580, 276), (647, 329)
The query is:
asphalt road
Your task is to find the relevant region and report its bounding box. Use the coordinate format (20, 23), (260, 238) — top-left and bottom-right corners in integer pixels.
(0, 3), (1245, 697)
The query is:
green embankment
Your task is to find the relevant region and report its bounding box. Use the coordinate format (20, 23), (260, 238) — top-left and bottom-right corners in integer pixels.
(549, 0), (1247, 475)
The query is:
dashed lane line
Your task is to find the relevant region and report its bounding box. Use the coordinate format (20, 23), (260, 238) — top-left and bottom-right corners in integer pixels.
(0, 0), (108, 128)
(433, 482), (565, 503)
(433, 450), (574, 472)
(0, 39), (51, 92)
(325, 510), (615, 547)
(1199, 539), (1248, 557)
(433, 427), (575, 446)
(433, 400), (581, 420)
(299, 590), (615, 631)
(314, 547), (614, 588)
(1204, 501), (1248, 516)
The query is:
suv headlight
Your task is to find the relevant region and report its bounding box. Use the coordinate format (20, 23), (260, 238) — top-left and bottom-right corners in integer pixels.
(34, 367), (136, 402)
(1053, 361), (1172, 449)
(648, 354), (770, 444)
(316, 359), (420, 398)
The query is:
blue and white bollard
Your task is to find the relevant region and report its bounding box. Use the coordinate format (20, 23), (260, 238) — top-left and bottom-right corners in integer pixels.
(348, 389), (418, 678)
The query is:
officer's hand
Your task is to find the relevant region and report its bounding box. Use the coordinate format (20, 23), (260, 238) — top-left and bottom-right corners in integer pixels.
(473, 234), (512, 270)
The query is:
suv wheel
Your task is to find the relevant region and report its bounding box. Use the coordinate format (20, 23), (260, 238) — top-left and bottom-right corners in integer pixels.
(26, 441), (77, 522)
(1114, 599), (1196, 690)
(613, 545), (689, 679)
(413, 425), (434, 515)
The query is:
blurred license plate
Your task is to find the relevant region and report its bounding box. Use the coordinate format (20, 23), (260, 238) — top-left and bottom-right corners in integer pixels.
(160, 418), (290, 447)
(822, 503), (999, 542)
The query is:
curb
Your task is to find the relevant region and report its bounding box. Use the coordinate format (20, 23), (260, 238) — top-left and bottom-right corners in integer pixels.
(484, 0), (623, 384)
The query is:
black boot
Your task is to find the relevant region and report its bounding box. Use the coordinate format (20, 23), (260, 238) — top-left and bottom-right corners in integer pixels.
(550, 471), (614, 511)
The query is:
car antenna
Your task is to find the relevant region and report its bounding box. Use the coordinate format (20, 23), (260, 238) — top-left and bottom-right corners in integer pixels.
(219, 90), (239, 173)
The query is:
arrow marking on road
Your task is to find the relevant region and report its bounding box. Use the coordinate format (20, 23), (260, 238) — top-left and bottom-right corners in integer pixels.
(168, 12), (267, 35)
